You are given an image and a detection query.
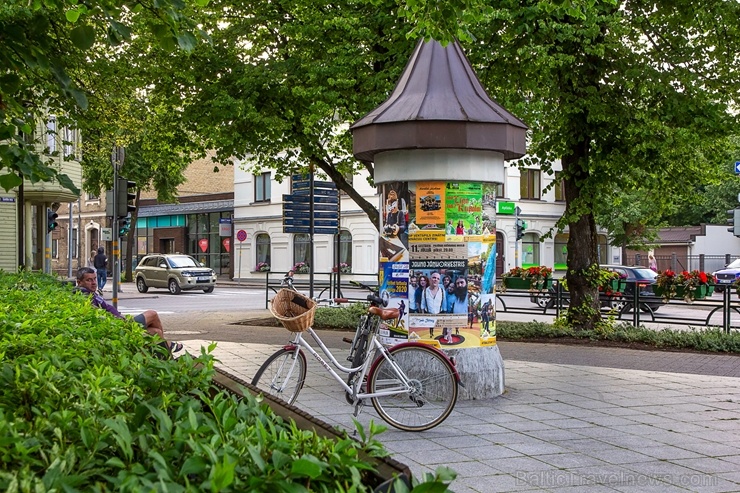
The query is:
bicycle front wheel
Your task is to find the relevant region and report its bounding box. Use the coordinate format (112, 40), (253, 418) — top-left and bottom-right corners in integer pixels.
(251, 348), (307, 405)
(367, 345), (458, 431)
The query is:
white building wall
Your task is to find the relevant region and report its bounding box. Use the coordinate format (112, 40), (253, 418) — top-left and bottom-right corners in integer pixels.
(691, 225), (740, 256)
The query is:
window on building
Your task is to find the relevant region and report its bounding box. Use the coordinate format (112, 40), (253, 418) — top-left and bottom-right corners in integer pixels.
(18, 124), (34, 144)
(597, 234), (608, 264)
(63, 127), (75, 159)
(293, 234), (310, 266)
(256, 233), (271, 266)
(520, 169), (541, 200)
(554, 233), (568, 270)
(339, 230), (352, 269)
(521, 232), (540, 267)
(254, 172), (271, 202)
(51, 239), (59, 259)
(495, 182), (504, 198)
(46, 116), (57, 153)
(86, 192), (99, 201)
(71, 227), (78, 258)
(554, 171), (565, 202)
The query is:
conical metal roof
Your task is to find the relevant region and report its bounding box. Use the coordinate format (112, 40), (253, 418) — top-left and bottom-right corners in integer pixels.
(351, 39), (527, 162)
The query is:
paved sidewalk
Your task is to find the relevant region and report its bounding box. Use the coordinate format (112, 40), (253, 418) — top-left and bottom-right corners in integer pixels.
(180, 336), (740, 493)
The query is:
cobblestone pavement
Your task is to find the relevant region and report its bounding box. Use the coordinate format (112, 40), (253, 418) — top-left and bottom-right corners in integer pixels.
(164, 311), (740, 493)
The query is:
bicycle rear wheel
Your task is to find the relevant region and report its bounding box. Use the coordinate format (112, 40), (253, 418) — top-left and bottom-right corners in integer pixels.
(367, 345), (458, 431)
(251, 348), (307, 405)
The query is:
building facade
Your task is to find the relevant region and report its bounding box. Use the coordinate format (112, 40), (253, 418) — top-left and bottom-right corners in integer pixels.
(1, 114), (82, 274)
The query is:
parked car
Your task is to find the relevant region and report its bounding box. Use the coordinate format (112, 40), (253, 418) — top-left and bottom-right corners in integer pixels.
(713, 259), (740, 293)
(530, 265), (662, 312)
(134, 254), (217, 294)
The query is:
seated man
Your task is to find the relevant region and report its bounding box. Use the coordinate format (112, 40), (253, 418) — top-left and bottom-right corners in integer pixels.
(75, 267), (183, 353)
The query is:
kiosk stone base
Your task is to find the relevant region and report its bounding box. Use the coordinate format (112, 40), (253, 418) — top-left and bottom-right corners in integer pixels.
(445, 346), (505, 400)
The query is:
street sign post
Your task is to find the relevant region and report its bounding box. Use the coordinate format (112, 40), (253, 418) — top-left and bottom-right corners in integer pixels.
(236, 229), (247, 285)
(735, 161), (740, 174)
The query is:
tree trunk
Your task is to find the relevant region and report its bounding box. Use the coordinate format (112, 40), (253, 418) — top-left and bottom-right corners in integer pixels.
(311, 156), (380, 229)
(563, 141), (600, 330)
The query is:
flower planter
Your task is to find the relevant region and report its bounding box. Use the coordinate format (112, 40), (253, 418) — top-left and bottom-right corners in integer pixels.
(599, 279), (626, 293)
(653, 284), (708, 301)
(503, 277), (553, 290)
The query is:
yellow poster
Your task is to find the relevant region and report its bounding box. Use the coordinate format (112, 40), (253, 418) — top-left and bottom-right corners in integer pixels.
(415, 182), (445, 228)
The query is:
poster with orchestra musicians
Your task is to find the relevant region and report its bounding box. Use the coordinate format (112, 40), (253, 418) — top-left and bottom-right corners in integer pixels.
(379, 181), (497, 349)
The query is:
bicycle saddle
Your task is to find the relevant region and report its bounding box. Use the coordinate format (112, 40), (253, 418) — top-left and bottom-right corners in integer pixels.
(369, 306), (399, 320)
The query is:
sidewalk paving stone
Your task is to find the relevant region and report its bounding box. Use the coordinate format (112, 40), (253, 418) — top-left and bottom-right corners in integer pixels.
(179, 338), (740, 492)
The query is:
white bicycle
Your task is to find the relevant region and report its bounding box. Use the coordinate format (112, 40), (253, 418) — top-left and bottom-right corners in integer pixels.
(252, 282), (460, 431)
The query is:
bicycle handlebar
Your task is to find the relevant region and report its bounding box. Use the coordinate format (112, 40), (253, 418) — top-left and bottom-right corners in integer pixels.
(349, 280), (387, 307)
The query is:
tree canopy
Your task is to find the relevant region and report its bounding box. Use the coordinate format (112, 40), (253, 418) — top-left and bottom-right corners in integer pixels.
(156, 0), (740, 328)
(0, 0), (209, 193)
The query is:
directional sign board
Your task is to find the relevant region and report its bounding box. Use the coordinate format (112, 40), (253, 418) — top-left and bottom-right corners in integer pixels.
(283, 218), (339, 227)
(283, 178), (340, 235)
(284, 226), (338, 235)
(292, 188), (339, 197)
(283, 194), (338, 204)
(292, 178), (336, 190)
(283, 202), (338, 212)
(735, 161), (740, 175)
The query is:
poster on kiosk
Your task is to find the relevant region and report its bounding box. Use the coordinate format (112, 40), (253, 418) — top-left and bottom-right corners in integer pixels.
(379, 180), (498, 349)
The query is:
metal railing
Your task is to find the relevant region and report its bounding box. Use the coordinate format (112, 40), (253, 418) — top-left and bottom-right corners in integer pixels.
(624, 254), (739, 274)
(260, 271), (379, 308)
(497, 280), (740, 332)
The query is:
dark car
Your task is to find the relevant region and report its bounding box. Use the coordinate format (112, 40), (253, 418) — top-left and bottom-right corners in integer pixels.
(531, 265), (662, 312)
(712, 259), (740, 293)
(600, 265), (662, 312)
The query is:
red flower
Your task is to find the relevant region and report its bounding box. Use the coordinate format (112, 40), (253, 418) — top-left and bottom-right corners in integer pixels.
(699, 272), (708, 283)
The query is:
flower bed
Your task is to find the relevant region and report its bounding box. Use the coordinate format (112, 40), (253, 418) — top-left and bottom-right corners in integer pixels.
(254, 261), (270, 272)
(292, 261), (310, 274)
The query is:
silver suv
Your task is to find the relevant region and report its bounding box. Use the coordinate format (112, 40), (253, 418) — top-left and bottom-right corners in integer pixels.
(134, 254), (217, 294)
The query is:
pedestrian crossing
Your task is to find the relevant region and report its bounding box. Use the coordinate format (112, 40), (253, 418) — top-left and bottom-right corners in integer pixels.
(118, 308), (175, 315)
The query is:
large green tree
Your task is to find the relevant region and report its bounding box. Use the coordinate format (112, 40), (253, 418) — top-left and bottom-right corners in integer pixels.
(463, 1), (740, 327)
(0, 0), (207, 193)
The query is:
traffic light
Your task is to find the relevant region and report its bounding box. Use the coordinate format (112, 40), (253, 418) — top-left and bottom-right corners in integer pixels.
(116, 177), (136, 218)
(515, 218), (526, 240)
(47, 208), (59, 233)
(728, 209), (740, 237)
(118, 214), (131, 237)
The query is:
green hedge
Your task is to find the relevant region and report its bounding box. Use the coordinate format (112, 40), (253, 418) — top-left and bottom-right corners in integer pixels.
(0, 271), (453, 492)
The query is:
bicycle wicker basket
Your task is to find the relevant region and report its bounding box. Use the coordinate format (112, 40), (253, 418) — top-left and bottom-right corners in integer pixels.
(270, 289), (317, 332)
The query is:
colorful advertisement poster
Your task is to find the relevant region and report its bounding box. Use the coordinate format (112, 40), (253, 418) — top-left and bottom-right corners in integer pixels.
(381, 180), (498, 349)
(380, 182), (410, 261)
(378, 261), (410, 345)
(413, 182), (446, 232)
(445, 182), (483, 241)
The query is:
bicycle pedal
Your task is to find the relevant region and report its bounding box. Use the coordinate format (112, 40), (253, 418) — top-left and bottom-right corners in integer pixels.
(342, 337), (353, 344)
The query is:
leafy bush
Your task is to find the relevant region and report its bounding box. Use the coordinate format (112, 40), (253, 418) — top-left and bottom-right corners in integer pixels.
(497, 319), (740, 353)
(314, 302), (368, 329)
(0, 271), (454, 492)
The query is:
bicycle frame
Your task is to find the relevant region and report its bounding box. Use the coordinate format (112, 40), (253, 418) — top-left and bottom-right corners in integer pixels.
(279, 328), (416, 401)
